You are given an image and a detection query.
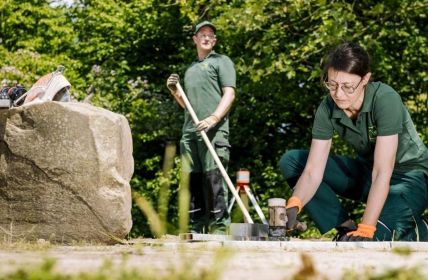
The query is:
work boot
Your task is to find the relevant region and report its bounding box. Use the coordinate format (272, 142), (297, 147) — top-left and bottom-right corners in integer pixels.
(209, 216), (230, 235)
(206, 169), (230, 234)
(332, 219), (357, 241)
(189, 210), (206, 234)
(189, 172), (207, 233)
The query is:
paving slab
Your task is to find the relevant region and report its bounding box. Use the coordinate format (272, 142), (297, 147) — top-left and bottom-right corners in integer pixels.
(1, 238), (428, 280)
(173, 233), (428, 251)
(334, 241), (392, 250)
(137, 237), (428, 252)
(281, 241), (338, 250)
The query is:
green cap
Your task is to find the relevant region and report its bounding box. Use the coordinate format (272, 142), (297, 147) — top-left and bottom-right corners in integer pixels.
(194, 21), (216, 34)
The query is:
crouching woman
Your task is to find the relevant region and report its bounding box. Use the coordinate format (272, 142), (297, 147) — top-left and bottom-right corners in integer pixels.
(279, 42), (428, 241)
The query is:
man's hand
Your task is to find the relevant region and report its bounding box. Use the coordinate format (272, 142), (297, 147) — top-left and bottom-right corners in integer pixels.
(340, 223), (375, 241)
(196, 115), (220, 131)
(166, 73), (180, 96)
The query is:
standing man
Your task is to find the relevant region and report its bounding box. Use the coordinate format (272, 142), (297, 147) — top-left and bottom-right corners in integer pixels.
(166, 21), (236, 234)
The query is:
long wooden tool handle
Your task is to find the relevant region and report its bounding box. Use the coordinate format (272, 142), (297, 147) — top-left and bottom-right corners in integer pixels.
(176, 82), (254, 224)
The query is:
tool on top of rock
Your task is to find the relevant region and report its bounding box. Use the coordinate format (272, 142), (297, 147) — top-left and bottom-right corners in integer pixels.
(0, 66), (71, 109)
(0, 81), (27, 108)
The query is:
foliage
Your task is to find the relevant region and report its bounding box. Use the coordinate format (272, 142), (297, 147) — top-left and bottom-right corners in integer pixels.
(0, 0), (427, 238)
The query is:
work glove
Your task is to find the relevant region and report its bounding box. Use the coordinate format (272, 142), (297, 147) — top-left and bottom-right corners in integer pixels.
(285, 196), (302, 230)
(166, 73), (180, 96)
(286, 206), (298, 230)
(196, 115), (220, 132)
(339, 223), (375, 241)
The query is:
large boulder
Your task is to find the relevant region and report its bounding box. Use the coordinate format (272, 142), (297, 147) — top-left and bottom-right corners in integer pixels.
(0, 102), (133, 244)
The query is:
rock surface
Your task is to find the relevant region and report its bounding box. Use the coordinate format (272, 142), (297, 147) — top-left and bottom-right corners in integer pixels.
(0, 101), (133, 244)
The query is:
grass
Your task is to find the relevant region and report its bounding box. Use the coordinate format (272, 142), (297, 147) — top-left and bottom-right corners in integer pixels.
(391, 246), (412, 256)
(342, 266), (426, 280)
(0, 238), (53, 251)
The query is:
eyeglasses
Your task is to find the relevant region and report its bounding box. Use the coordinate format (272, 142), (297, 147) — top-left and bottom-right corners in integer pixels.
(197, 33), (216, 40)
(324, 77), (362, 94)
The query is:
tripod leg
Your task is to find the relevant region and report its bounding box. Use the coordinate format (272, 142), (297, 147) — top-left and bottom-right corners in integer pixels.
(227, 186), (240, 213)
(244, 185), (268, 225)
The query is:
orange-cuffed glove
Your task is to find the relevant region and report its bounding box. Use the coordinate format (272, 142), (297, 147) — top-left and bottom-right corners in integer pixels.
(285, 196), (302, 230)
(341, 223), (376, 241)
(286, 196), (302, 213)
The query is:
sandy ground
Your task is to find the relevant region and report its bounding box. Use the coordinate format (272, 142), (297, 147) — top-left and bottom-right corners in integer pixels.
(0, 238), (427, 279)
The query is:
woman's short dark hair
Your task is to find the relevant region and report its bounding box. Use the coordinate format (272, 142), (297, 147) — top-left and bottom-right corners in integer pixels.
(323, 42), (371, 80)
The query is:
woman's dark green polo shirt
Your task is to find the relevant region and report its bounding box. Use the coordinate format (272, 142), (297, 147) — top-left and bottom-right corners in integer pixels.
(312, 82), (428, 175)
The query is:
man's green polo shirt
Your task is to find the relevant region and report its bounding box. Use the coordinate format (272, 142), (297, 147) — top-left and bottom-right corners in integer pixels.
(183, 51), (236, 134)
(312, 81), (428, 175)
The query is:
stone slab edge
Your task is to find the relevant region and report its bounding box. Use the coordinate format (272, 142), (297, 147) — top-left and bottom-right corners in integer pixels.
(138, 239), (428, 251)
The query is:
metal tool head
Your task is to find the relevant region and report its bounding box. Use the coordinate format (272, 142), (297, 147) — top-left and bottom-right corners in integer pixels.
(229, 223), (269, 241)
